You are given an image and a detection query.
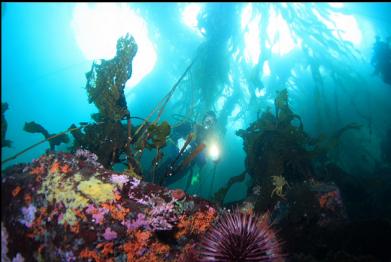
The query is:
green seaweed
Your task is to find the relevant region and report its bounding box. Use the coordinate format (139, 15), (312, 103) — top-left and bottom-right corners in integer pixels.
(234, 89), (360, 210)
(146, 121), (171, 149)
(69, 34), (139, 170)
(85, 33), (137, 121)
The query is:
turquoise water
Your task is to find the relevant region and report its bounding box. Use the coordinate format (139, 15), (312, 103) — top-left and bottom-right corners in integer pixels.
(2, 3), (391, 204)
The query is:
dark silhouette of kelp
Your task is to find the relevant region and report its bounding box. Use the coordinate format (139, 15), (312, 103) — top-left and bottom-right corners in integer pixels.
(215, 89), (360, 205)
(23, 121), (69, 151)
(69, 33), (139, 170)
(371, 36), (391, 86)
(1, 102), (12, 148)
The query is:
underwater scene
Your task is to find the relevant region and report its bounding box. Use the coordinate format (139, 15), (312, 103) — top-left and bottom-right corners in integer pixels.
(1, 2), (391, 261)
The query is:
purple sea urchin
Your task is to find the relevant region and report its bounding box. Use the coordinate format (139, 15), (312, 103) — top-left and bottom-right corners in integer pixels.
(198, 209), (282, 262)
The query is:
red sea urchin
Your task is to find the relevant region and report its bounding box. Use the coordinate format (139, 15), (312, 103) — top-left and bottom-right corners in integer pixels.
(198, 209), (283, 262)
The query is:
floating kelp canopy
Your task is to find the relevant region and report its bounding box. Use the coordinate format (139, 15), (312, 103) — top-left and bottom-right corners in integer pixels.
(167, 3), (371, 136)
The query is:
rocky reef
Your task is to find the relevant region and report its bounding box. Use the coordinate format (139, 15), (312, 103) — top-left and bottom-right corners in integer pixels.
(1, 150), (220, 261)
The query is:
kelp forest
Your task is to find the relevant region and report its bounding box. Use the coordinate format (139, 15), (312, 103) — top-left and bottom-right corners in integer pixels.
(2, 3), (391, 261)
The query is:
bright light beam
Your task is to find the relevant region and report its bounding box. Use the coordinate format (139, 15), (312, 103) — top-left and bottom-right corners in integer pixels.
(208, 143), (221, 162)
(181, 3), (203, 37)
(267, 6), (296, 56)
(242, 4), (261, 65)
(71, 3), (157, 89)
(329, 12), (362, 46)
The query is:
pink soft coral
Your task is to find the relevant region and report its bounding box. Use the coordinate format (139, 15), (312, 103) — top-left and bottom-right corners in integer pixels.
(148, 200), (178, 231)
(103, 227), (118, 241)
(110, 174), (129, 188)
(85, 204), (109, 224)
(129, 177), (141, 189)
(122, 213), (151, 231)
